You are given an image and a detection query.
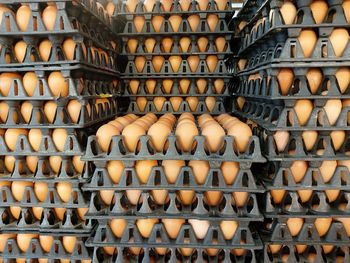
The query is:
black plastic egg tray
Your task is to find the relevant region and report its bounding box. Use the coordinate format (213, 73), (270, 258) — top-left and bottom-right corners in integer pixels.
(92, 246), (259, 263)
(0, 233), (91, 262)
(86, 219), (262, 250)
(260, 217), (350, 245)
(125, 98), (227, 115)
(263, 189), (350, 217)
(85, 190), (262, 221)
(112, 0), (239, 16)
(122, 57), (228, 77)
(83, 134), (265, 162)
(232, 66), (350, 100)
(236, 0), (350, 55)
(0, 156), (91, 182)
(122, 78), (230, 97)
(234, 99), (350, 131)
(260, 161), (350, 191)
(253, 127), (350, 161)
(263, 243), (350, 263)
(0, 0), (113, 35)
(83, 161), (264, 192)
(0, 206), (93, 233)
(120, 14), (232, 37)
(121, 35), (231, 58)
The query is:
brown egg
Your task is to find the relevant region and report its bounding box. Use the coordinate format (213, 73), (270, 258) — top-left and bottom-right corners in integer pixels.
(314, 217), (332, 237)
(62, 236), (76, 253)
(14, 41), (28, 63)
(298, 30), (317, 58)
(10, 206), (21, 219)
(152, 56), (165, 73)
(0, 233), (16, 252)
(221, 162), (239, 185)
(188, 15), (200, 32)
(67, 100), (82, 123)
(227, 121), (253, 153)
(96, 124), (120, 152)
(207, 14), (218, 32)
(186, 97), (198, 111)
(169, 97), (182, 112)
(330, 29), (349, 57)
(44, 101), (58, 123)
(214, 79), (225, 94)
(162, 218), (185, 239)
(48, 72), (69, 97)
(232, 192), (248, 207)
(336, 218), (350, 236)
(148, 122), (172, 151)
(292, 99), (313, 126)
(205, 97), (216, 112)
(320, 99), (342, 126)
(17, 233), (38, 252)
(135, 160), (158, 184)
(187, 56), (200, 72)
(38, 39), (52, 62)
(175, 121), (198, 152)
(302, 130), (318, 150)
(286, 218), (304, 236)
(344, 0), (350, 23)
(0, 102), (9, 123)
(169, 15), (182, 32)
(127, 39), (138, 53)
(106, 2), (115, 16)
(169, 56), (182, 73)
(133, 16), (145, 33)
(331, 130), (345, 151)
(42, 4), (58, 30)
(136, 218), (158, 238)
(126, 0), (139, 12)
(215, 37), (227, 52)
(178, 190), (195, 205)
(26, 156), (38, 173)
(122, 123), (146, 151)
(99, 190), (115, 205)
(52, 128), (67, 151)
(201, 122), (225, 152)
(179, 0), (191, 11)
(151, 15), (164, 32)
(136, 97), (147, 112)
(310, 0), (328, 24)
(162, 160), (185, 184)
(319, 160), (337, 183)
(289, 161), (308, 183)
(5, 156), (24, 173)
(23, 72), (38, 97)
(188, 219), (209, 239)
(16, 5), (31, 31)
(145, 38), (156, 53)
(179, 37), (191, 52)
(205, 191), (222, 206)
(28, 129), (42, 151)
(34, 182), (48, 202)
(336, 67), (350, 93)
(49, 155), (62, 174)
(62, 38), (77, 60)
(298, 189), (313, 202)
(273, 131), (289, 152)
(110, 219), (127, 238)
(153, 97), (166, 111)
(4, 128), (28, 151)
(306, 68), (323, 94)
(220, 221), (238, 240)
(0, 73), (21, 96)
(268, 244), (282, 254)
(106, 161), (124, 184)
(280, 1), (297, 24)
(77, 207), (88, 220)
(56, 182), (72, 203)
(39, 235), (54, 253)
(189, 160), (209, 184)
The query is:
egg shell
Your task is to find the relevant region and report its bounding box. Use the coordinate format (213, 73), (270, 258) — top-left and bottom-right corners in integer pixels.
(280, 1), (297, 24)
(232, 192), (248, 207)
(292, 99), (313, 126)
(188, 219), (209, 239)
(289, 161), (308, 183)
(175, 122), (198, 152)
(99, 189), (114, 205)
(188, 160), (209, 184)
(151, 189), (168, 204)
(16, 5), (31, 31)
(62, 236), (76, 253)
(110, 219), (127, 238)
(206, 55), (218, 72)
(96, 124), (120, 152)
(33, 206), (43, 220)
(162, 218), (185, 239)
(277, 68), (294, 95)
(227, 122), (252, 153)
(10, 206), (21, 219)
(0, 233), (16, 252)
(34, 182), (48, 202)
(205, 190), (222, 206)
(187, 55), (200, 72)
(145, 79), (157, 93)
(151, 15), (164, 32)
(11, 180), (32, 201)
(221, 162), (239, 185)
(48, 72), (69, 97)
(43, 101), (58, 123)
(17, 233), (38, 252)
(152, 55), (165, 72)
(286, 218), (304, 236)
(52, 128), (68, 151)
(135, 160), (158, 184)
(63, 38), (77, 60)
(201, 123), (225, 152)
(302, 130), (318, 150)
(162, 160), (185, 183)
(179, 79), (191, 93)
(39, 235), (54, 253)
(136, 218), (158, 238)
(314, 218), (332, 237)
(4, 155), (23, 173)
(42, 4), (57, 30)
(336, 67), (350, 93)
(133, 16), (145, 33)
(38, 39), (52, 62)
(49, 155), (62, 174)
(178, 190), (194, 205)
(306, 68), (323, 94)
(330, 29), (349, 57)
(136, 97), (147, 112)
(298, 30), (317, 58)
(28, 129), (42, 151)
(125, 189), (141, 205)
(297, 189), (313, 202)
(0, 73), (21, 96)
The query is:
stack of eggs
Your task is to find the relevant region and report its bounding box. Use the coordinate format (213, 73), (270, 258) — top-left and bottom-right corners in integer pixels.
(0, 1), (119, 262)
(83, 112), (265, 262)
(82, 0), (266, 261)
(105, 0), (234, 114)
(233, 0), (350, 262)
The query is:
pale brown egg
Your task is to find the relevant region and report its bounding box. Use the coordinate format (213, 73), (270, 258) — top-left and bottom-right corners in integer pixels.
(10, 206), (21, 219)
(187, 55), (200, 72)
(77, 207), (88, 220)
(297, 189), (313, 202)
(207, 14), (218, 32)
(215, 37), (227, 52)
(151, 15), (164, 32)
(106, 160), (124, 184)
(205, 191), (222, 206)
(331, 130), (345, 151)
(329, 29), (349, 57)
(96, 124), (120, 152)
(44, 101), (58, 123)
(178, 190), (195, 205)
(14, 41), (28, 63)
(16, 5), (31, 31)
(0, 102), (9, 123)
(188, 14), (200, 32)
(179, 79), (191, 94)
(153, 97), (166, 111)
(52, 128), (67, 151)
(106, 2), (115, 16)
(302, 130), (318, 150)
(136, 218), (158, 238)
(279, 1), (297, 24)
(122, 123), (146, 152)
(152, 56), (165, 73)
(289, 161), (308, 183)
(179, 0), (191, 11)
(127, 39), (138, 54)
(232, 192), (248, 207)
(310, 0), (328, 24)
(0, 73), (21, 96)
(320, 99), (342, 126)
(62, 236), (76, 253)
(221, 162), (239, 185)
(335, 67), (350, 93)
(135, 160), (158, 184)
(39, 235), (54, 253)
(298, 30), (317, 58)
(237, 59), (247, 71)
(189, 160), (209, 184)
(23, 72), (37, 97)
(162, 218), (185, 239)
(39, 39), (52, 62)
(17, 233), (38, 252)
(227, 121), (253, 153)
(220, 220), (238, 240)
(4, 128), (28, 151)
(169, 97), (183, 111)
(48, 72), (69, 97)
(133, 16), (145, 33)
(33, 207), (43, 220)
(175, 121), (198, 152)
(344, 0), (350, 23)
(314, 217), (332, 237)
(286, 218), (304, 236)
(273, 131), (289, 152)
(169, 15), (181, 32)
(34, 182), (48, 202)
(135, 56), (146, 73)
(162, 160), (185, 184)
(169, 56), (182, 73)
(201, 121), (225, 152)
(188, 219), (209, 239)
(292, 99), (313, 126)
(28, 129), (42, 151)
(179, 37), (191, 53)
(110, 219), (127, 238)
(306, 68), (323, 94)
(49, 155), (62, 174)
(26, 156), (38, 173)
(56, 182), (72, 202)
(4, 156), (23, 173)
(42, 4), (57, 30)
(63, 38), (77, 60)
(67, 100), (82, 123)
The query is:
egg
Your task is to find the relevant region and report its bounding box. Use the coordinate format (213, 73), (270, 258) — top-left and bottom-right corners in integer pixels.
(14, 41), (28, 63)
(187, 55), (200, 72)
(273, 131), (289, 152)
(52, 128), (68, 151)
(331, 130), (345, 150)
(10, 206), (21, 219)
(67, 100), (82, 123)
(49, 155), (62, 174)
(135, 56), (146, 73)
(63, 38), (77, 60)
(48, 71), (69, 97)
(39, 235), (54, 253)
(136, 218), (158, 238)
(162, 160), (185, 183)
(178, 190), (195, 205)
(289, 161), (308, 183)
(152, 56), (165, 73)
(302, 130), (318, 150)
(106, 160), (124, 184)
(220, 220), (238, 240)
(175, 121), (198, 152)
(169, 15), (181, 32)
(298, 30), (317, 58)
(125, 189), (141, 205)
(277, 68), (295, 96)
(188, 219), (209, 239)
(153, 97), (166, 111)
(169, 97), (183, 111)
(99, 190), (114, 205)
(23, 72), (38, 97)
(28, 129), (42, 151)
(286, 218), (304, 236)
(5, 128), (28, 151)
(16, 5), (31, 31)
(310, 0), (328, 24)
(335, 67), (350, 93)
(55, 207), (66, 220)
(344, 0), (350, 23)
(110, 219), (127, 238)
(320, 99), (342, 126)
(232, 192), (248, 207)
(188, 160), (209, 185)
(0, 102), (9, 123)
(314, 217), (332, 237)
(306, 68), (323, 94)
(44, 101), (58, 123)
(227, 121), (253, 153)
(17, 233), (38, 252)
(336, 218), (350, 236)
(162, 219), (185, 239)
(77, 207), (88, 220)
(292, 99), (313, 126)
(127, 39), (138, 54)
(0, 233), (16, 252)
(0, 73), (21, 96)
(179, 37), (191, 53)
(135, 160), (158, 184)
(133, 16), (145, 33)
(151, 15), (164, 32)
(279, 1), (297, 24)
(179, 0), (191, 11)
(42, 4), (57, 30)
(205, 191), (222, 206)
(221, 162), (239, 185)
(122, 123), (145, 152)
(148, 122), (172, 151)
(62, 236), (76, 253)
(5, 156), (24, 173)
(56, 182), (72, 202)
(329, 29), (349, 57)
(39, 39), (52, 62)
(34, 182), (48, 202)
(96, 124), (120, 152)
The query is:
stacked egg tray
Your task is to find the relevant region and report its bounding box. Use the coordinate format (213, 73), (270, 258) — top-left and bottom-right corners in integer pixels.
(82, 123), (266, 262)
(111, 0), (237, 115)
(231, 0), (350, 262)
(0, 1), (121, 262)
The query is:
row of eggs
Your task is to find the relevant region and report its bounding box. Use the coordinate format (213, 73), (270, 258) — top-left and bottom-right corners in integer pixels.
(96, 113), (252, 153)
(0, 98), (111, 124)
(134, 96), (218, 112)
(0, 2), (108, 32)
(127, 36), (228, 53)
(4, 38), (113, 64)
(107, 0), (230, 15)
(128, 78), (226, 94)
(131, 13), (222, 33)
(133, 55), (222, 73)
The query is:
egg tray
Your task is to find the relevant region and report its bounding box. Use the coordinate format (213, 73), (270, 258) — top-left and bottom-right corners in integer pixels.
(0, 207), (93, 234)
(82, 162), (264, 192)
(233, 32), (350, 75)
(119, 15), (232, 37)
(0, 183), (89, 209)
(0, 98), (120, 129)
(234, 0), (266, 23)
(125, 99), (227, 115)
(0, 0), (113, 36)
(259, 218), (350, 245)
(232, 68), (350, 101)
(0, 234), (91, 262)
(122, 58), (228, 78)
(233, 99), (350, 131)
(236, 0), (350, 55)
(85, 190), (262, 221)
(121, 78), (231, 97)
(112, 0), (239, 17)
(262, 189), (350, 218)
(92, 246), (259, 263)
(260, 161), (350, 191)
(263, 243), (350, 263)
(253, 126), (350, 161)
(86, 219), (263, 250)
(83, 133), (265, 162)
(0, 156), (91, 183)
(121, 35), (231, 58)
